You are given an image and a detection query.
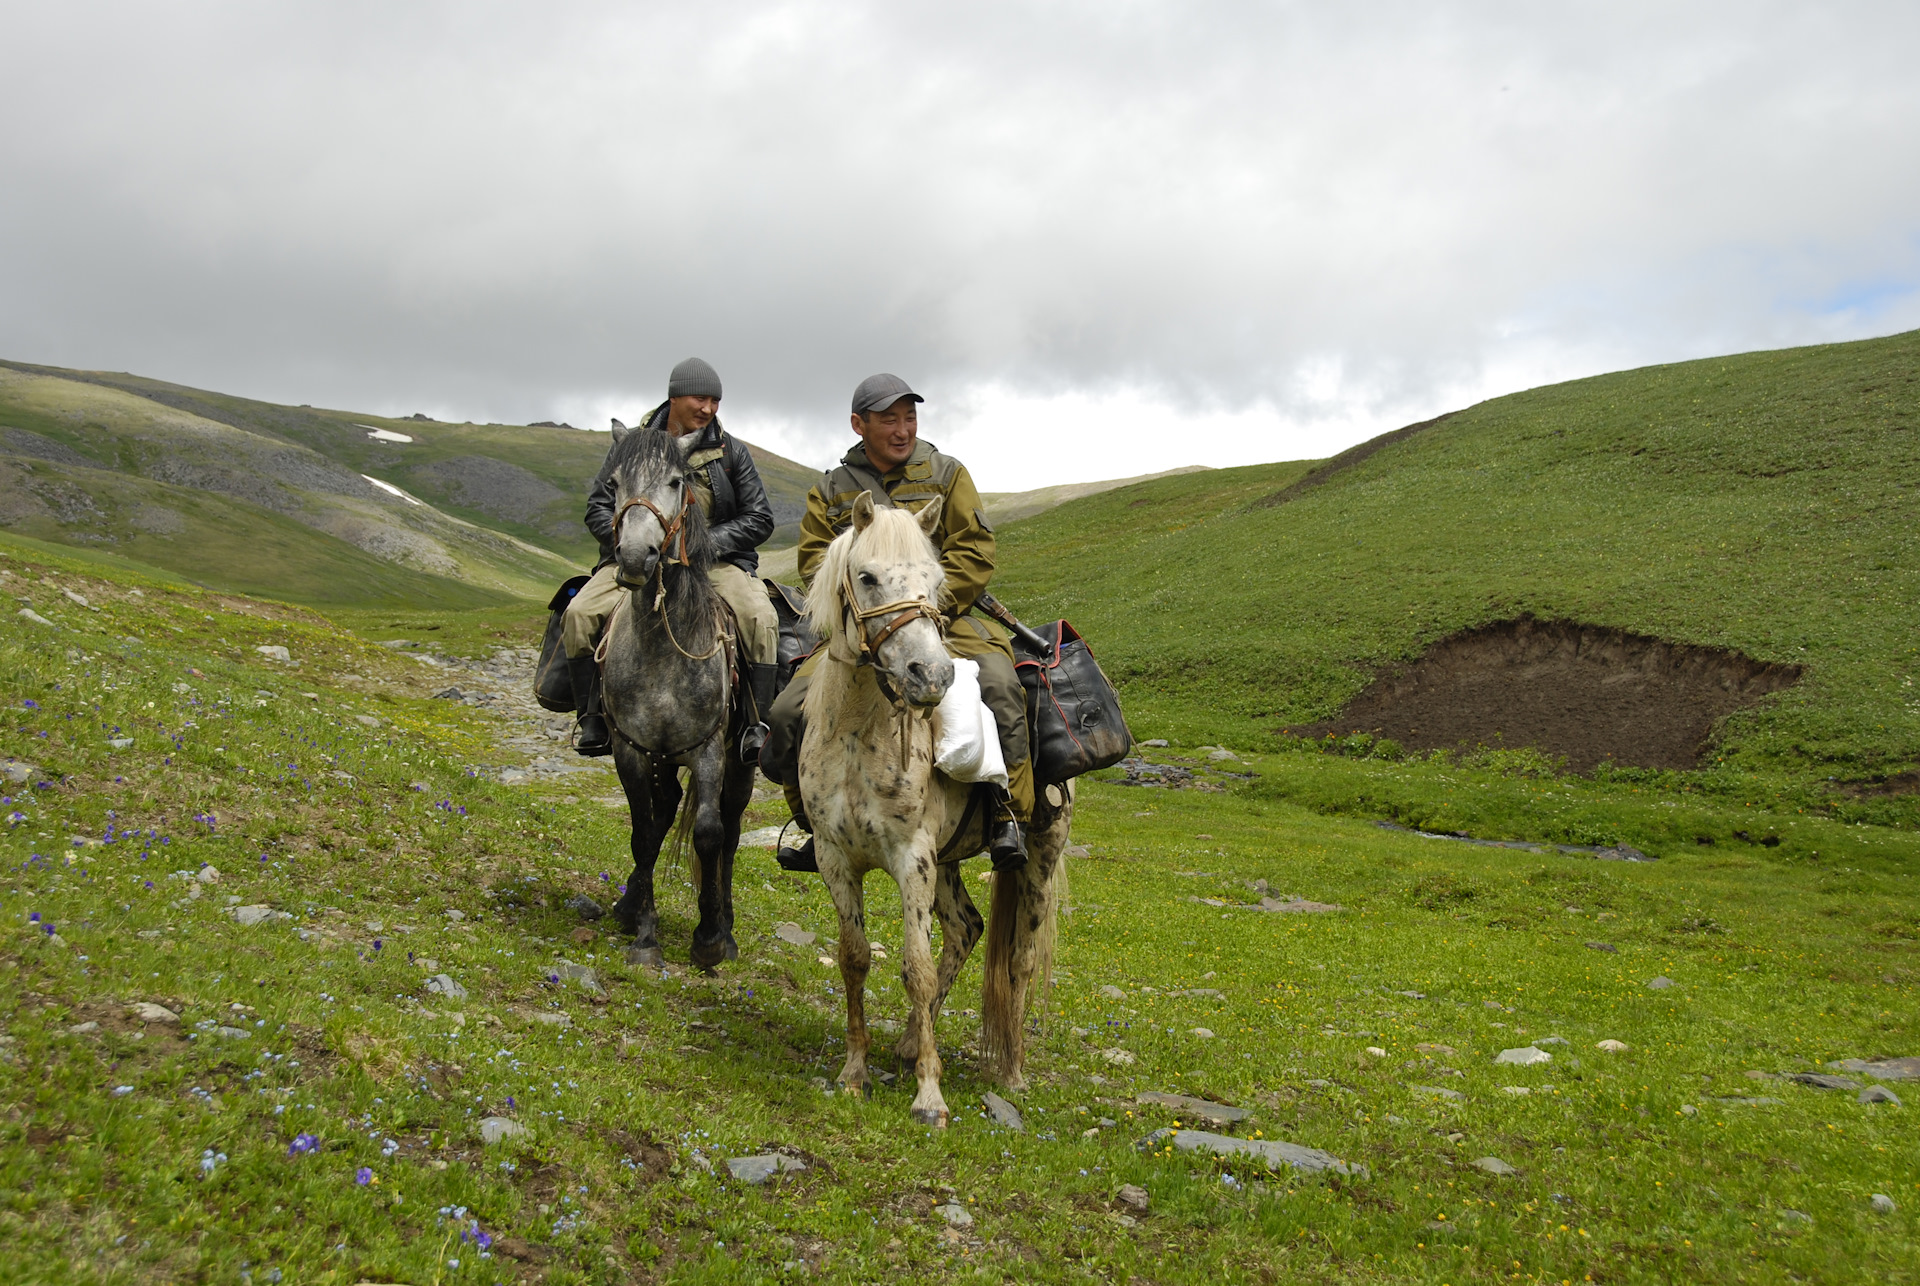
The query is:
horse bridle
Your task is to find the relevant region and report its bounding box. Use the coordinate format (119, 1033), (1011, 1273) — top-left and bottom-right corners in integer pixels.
(610, 482), (694, 590)
(840, 567), (943, 672)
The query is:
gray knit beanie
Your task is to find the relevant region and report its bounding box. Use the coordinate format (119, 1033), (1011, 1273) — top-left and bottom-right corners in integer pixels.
(667, 357), (722, 400)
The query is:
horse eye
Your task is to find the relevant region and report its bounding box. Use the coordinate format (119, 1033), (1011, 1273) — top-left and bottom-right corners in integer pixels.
(858, 572), (879, 589)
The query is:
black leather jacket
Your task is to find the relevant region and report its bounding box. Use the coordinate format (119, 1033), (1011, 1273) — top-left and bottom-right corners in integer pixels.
(585, 404), (774, 574)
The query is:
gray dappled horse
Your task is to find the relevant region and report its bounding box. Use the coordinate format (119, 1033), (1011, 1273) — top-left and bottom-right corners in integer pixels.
(599, 427), (754, 971)
(801, 493), (1072, 1126)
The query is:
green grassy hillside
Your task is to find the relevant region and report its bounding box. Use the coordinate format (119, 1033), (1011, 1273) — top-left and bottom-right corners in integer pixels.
(0, 359), (826, 597)
(995, 330), (1920, 793)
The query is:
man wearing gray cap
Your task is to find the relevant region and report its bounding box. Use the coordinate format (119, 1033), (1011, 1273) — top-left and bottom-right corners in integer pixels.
(762, 373), (1032, 871)
(562, 357), (780, 762)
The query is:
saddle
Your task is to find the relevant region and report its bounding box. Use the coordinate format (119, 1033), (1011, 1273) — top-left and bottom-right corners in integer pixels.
(532, 573), (747, 720)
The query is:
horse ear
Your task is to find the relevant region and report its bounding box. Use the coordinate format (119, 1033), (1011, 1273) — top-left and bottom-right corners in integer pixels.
(913, 495), (944, 537)
(851, 491), (876, 533)
(609, 417), (629, 445)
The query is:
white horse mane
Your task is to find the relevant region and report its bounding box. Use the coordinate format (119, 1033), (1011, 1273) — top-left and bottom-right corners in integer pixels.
(805, 507), (944, 643)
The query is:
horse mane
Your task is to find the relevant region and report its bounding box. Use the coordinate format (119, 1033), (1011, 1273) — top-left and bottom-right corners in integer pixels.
(806, 506), (943, 643)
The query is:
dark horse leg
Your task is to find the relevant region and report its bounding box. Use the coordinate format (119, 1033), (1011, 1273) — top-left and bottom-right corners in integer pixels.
(610, 743), (680, 967)
(686, 742), (739, 972)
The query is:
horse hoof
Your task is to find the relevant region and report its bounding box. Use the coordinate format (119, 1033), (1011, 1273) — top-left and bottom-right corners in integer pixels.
(721, 936), (739, 962)
(911, 1107), (950, 1129)
(625, 945), (664, 968)
(689, 942), (727, 971)
(839, 1078), (873, 1101)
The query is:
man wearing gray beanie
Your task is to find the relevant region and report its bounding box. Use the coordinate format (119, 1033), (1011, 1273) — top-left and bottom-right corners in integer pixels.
(561, 358), (780, 761)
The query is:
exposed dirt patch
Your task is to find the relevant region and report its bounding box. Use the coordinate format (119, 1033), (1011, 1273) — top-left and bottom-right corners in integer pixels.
(1287, 617), (1801, 772)
(1840, 770), (1920, 798)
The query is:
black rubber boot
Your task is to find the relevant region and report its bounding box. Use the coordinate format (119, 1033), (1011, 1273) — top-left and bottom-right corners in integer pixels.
(739, 662), (779, 765)
(989, 788), (1028, 872)
(568, 654), (612, 757)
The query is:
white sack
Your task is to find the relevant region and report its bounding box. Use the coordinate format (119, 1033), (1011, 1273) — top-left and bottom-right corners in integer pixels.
(934, 658), (1009, 787)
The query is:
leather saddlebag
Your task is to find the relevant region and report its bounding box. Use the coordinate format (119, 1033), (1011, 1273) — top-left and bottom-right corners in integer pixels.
(1012, 620), (1132, 784)
(533, 574), (591, 713)
(765, 580), (819, 695)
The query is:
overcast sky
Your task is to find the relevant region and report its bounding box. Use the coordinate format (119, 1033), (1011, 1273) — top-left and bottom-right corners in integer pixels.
(4, 2), (1917, 489)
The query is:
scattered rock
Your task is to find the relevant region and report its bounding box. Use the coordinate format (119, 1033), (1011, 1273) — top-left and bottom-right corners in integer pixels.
(1714, 1096), (1783, 1106)
(1826, 1056), (1920, 1082)
(1366, 1046), (1387, 1058)
(936, 1202), (974, 1227)
(739, 826), (784, 848)
(1136, 1092), (1252, 1126)
(726, 1154), (807, 1184)
(1415, 1043), (1455, 1054)
(228, 905), (290, 927)
(216, 1025), (251, 1039)
(1258, 896), (1343, 913)
(68, 1021), (99, 1034)
(1099, 984), (1128, 1000)
(1596, 1039), (1629, 1052)
(773, 922), (817, 947)
(1115, 1183), (1150, 1212)
(107, 737), (133, 750)
(426, 974), (468, 1000)
(1872, 1194), (1898, 1213)
(1502, 1086), (1531, 1096)
(1646, 976), (1676, 990)
(2, 761), (38, 784)
(479, 1117), (528, 1144)
(1471, 1157), (1516, 1175)
(555, 962), (602, 993)
(1787, 1073), (1859, 1091)
(569, 926), (597, 944)
(195, 866), (220, 884)
(18, 608), (55, 628)
(1101, 1048), (1137, 1067)
(1495, 1047), (1551, 1067)
(1585, 941), (1617, 953)
(129, 1002), (179, 1024)
(981, 1092), (1024, 1131)
(1781, 1210), (1812, 1226)
(1191, 1027), (1216, 1039)
(1139, 739), (1169, 748)
(1411, 1085), (1464, 1101)
(354, 714), (381, 728)
(1139, 1128), (1366, 1177)
(61, 589), (91, 608)
(254, 645), (292, 663)
(1535, 1036), (1569, 1046)
(1859, 1086), (1903, 1106)
(566, 894), (605, 920)
(1206, 749), (1240, 762)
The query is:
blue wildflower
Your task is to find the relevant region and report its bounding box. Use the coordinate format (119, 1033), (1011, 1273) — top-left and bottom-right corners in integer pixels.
(355, 1166), (373, 1185)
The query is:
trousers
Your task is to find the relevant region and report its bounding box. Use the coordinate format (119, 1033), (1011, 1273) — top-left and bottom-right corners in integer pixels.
(562, 561), (778, 666)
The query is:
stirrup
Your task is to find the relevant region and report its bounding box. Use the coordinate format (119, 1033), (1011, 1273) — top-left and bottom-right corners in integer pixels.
(738, 721), (769, 766)
(573, 714), (612, 757)
(989, 816), (1027, 872)
(774, 819), (818, 873)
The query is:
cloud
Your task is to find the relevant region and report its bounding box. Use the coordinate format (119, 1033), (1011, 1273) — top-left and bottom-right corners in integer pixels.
(3, 0), (1918, 488)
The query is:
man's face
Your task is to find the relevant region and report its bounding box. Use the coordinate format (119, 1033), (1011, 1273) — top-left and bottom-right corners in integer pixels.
(665, 395), (719, 437)
(852, 399), (918, 472)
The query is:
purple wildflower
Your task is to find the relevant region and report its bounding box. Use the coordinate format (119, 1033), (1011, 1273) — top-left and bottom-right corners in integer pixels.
(355, 1167), (373, 1185)
(21, 699), (37, 709)
(287, 1133), (319, 1156)
(372, 939), (382, 951)
(28, 912), (39, 923)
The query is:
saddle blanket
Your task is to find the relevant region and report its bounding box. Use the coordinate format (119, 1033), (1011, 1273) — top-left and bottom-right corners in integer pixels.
(934, 658), (1008, 787)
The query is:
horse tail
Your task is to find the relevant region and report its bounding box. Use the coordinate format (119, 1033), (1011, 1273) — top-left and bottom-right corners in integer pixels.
(671, 766), (702, 890)
(979, 782), (1072, 1083)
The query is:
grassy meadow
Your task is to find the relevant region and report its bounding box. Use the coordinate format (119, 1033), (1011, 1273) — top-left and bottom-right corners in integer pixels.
(4, 524), (1917, 1285)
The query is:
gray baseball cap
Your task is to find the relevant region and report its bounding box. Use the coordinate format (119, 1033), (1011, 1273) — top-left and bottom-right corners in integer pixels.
(851, 373), (923, 415)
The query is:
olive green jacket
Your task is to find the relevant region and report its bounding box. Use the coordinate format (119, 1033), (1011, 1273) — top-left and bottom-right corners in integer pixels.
(797, 440), (995, 619)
